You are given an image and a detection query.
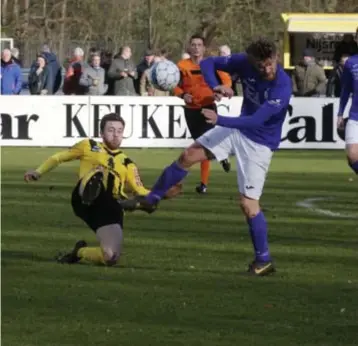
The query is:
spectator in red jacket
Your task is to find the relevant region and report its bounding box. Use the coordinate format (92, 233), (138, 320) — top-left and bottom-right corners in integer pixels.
(63, 47), (87, 95)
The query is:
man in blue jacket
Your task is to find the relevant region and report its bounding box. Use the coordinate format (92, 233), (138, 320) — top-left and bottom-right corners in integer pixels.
(1, 48), (22, 95)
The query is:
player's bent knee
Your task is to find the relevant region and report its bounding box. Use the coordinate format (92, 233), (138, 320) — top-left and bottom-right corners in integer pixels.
(178, 143), (208, 168)
(239, 195), (260, 218)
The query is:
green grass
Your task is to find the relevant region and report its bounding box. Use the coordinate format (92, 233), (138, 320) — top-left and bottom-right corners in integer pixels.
(2, 148), (358, 346)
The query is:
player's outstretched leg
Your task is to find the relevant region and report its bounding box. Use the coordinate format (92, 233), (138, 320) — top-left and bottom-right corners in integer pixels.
(240, 195), (275, 276)
(119, 142), (210, 213)
(57, 224), (123, 266)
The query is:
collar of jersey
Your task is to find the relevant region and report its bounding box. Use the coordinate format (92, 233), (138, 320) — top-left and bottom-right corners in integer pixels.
(102, 143), (122, 156)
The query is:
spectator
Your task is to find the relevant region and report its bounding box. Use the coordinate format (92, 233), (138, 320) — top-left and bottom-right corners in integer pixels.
(156, 48), (169, 60)
(31, 44), (62, 94)
(28, 54), (53, 95)
(88, 47), (100, 63)
(101, 50), (114, 95)
(218, 44), (239, 95)
(79, 52), (107, 95)
(181, 52), (190, 60)
(333, 34), (358, 64)
(63, 47), (87, 95)
(326, 53), (350, 98)
(291, 49), (327, 97)
(135, 49), (154, 94)
(219, 45), (231, 57)
(107, 46), (137, 96)
(140, 55), (170, 96)
(10, 47), (22, 67)
(1, 48), (22, 95)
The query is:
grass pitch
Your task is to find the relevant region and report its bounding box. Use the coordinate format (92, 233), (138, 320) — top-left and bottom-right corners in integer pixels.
(2, 148), (358, 346)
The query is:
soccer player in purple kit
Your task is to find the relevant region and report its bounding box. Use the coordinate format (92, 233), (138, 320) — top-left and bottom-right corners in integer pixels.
(119, 38), (292, 276)
(337, 29), (358, 174)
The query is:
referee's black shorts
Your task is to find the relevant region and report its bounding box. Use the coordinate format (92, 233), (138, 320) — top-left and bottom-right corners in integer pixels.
(71, 181), (124, 232)
(184, 104), (217, 140)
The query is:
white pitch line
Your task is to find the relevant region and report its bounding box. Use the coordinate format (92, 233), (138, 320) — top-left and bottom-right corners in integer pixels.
(296, 197), (358, 219)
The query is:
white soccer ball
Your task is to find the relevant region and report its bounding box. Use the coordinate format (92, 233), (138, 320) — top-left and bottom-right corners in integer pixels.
(149, 60), (180, 91)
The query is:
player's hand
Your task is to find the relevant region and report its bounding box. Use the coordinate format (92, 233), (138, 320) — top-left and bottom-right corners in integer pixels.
(120, 72), (128, 77)
(213, 85), (234, 101)
(202, 108), (218, 125)
(183, 93), (193, 104)
(337, 116), (344, 130)
(24, 170), (40, 182)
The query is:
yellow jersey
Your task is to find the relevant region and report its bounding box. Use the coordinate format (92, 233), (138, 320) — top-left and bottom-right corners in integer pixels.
(35, 139), (150, 199)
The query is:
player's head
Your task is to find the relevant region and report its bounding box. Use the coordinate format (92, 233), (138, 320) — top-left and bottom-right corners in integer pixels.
(189, 34), (205, 58)
(100, 113), (125, 149)
(246, 38), (278, 81)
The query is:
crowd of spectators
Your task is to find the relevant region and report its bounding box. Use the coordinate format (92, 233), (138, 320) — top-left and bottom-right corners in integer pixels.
(1, 33), (357, 97)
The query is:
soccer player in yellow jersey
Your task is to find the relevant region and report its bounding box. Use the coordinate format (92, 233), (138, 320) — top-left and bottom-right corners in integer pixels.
(24, 113), (150, 266)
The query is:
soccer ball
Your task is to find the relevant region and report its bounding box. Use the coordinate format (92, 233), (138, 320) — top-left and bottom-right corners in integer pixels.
(149, 60), (180, 91)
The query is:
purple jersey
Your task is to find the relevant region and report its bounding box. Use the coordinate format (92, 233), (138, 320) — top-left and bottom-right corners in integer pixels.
(200, 53), (292, 150)
(338, 54), (358, 120)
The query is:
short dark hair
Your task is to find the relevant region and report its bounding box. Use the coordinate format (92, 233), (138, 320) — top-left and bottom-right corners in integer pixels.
(246, 37), (277, 61)
(189, 34), (205, 46)
(158, 48), (168, 57)
(100, 113), (125, 132)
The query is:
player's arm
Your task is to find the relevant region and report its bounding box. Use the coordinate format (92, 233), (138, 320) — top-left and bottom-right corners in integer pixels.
(124, 158), (151, 196)
(338, 62), (353, 116)
(214, 81), (292, 129)
(200, 54), (245, 89)
(24, 140), (85, 182)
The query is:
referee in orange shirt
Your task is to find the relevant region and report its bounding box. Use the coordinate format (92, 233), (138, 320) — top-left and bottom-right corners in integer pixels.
(174, 34), (232, 194)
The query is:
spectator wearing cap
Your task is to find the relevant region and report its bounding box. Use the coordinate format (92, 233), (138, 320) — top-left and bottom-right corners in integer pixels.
(1, 48), (22, 95)
(63, 47), (87, 95)
(30, 44), (61, 94)
(291, 48), (327, 97)
(135, 49), (154, 94)
(28, 54), (53, 95)
(79, 52), (107, 95)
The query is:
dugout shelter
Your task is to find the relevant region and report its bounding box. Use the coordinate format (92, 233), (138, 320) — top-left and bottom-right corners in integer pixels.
(281, 13), (358, 71)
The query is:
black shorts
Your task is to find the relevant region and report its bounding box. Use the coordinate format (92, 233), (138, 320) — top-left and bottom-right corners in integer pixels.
(184, 104), (217, 140)
(71, 181), (124, 232)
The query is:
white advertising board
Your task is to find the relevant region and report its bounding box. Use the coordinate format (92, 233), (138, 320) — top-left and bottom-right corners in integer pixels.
(0, 96), (350, 149)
